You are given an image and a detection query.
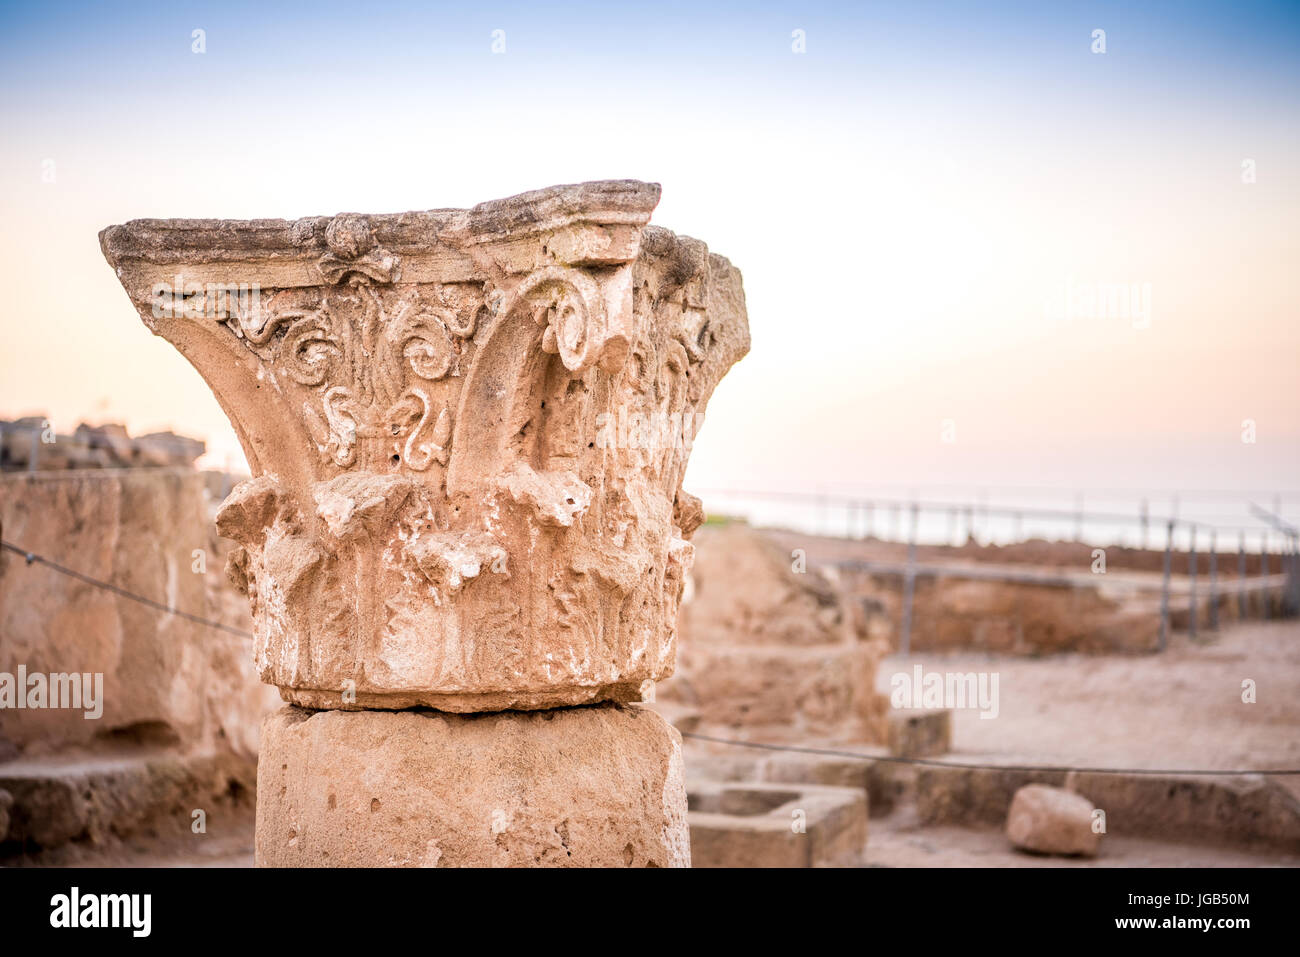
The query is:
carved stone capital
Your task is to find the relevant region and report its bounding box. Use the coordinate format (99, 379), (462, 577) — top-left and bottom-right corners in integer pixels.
(102, 181), (749, 711)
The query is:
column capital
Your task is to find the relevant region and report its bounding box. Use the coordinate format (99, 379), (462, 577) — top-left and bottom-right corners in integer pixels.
(102, 181), (749, 711)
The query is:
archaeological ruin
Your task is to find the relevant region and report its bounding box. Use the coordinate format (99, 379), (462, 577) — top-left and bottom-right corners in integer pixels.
(0, 182), (1292, 871)
(97, 180), (750, 866)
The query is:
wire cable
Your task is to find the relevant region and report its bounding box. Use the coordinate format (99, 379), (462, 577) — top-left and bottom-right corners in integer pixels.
(680, 730), (1300, 776)
(1, 540), (254, 639)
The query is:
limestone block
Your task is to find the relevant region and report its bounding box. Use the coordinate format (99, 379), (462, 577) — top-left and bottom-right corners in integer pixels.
(101, 181), (750, 711)
(887, 708), (951, 758)
(687, 780), (866, 867)
(915, 765), (1067, 827)
(1005, 784), (1100, 857)
(1065, 770), (1300, 853)
(255, 703), (689, 867)
(0, 751), (256, 850)
(756, 750), (907, 818)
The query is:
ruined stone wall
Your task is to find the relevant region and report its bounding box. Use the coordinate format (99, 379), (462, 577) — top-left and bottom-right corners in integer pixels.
(846, 569), (1161, 655)
(663, 522), (890, 742)
(0, 418), (205, 472)
(0, 468), (277, 761)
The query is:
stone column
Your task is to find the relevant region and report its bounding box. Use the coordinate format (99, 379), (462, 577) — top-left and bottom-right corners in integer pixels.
(100, 181), (749, 866)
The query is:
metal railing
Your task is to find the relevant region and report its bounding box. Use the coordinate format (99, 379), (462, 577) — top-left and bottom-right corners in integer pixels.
(696, 487), (1300, 653)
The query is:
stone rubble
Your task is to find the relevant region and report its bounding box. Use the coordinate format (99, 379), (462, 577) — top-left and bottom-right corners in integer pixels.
(0, 418), (205, 471)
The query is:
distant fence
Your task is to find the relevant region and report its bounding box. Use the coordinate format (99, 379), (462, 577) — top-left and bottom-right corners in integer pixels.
(696, 488), (1300, 653)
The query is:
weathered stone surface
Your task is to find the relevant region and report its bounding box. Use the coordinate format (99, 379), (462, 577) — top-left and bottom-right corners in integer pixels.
(255, 703), (689, 867)
(0, 788), (10, 842)
(0, 751), (255, 851)
(668, 643), (881, 737)
(887, 708), (951, 758)
(916, 765), (1067, 827)
(662, 523), (889, 740)
(916, 762), (1300, 853)
(681, 740), (909, 818)
(687, 779), (866, 867)
(0, 468), (278, 758)
(101, 181), (750, 711)
(1006, 784), (1100, 857)
(1065, 770), (1300, 853)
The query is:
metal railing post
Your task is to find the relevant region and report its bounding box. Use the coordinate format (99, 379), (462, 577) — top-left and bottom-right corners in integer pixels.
(1261, 535), (1270, 619)
(899, 502), (919, 655)
(1238, 533), (1247, 619)
(1208, 530), (1218, 630)
(1291, 534), (1300, 615)
(1188, 525), (1198, 639)
(1292, 535), (1300, 615)
(1159, 519), (1174, 651)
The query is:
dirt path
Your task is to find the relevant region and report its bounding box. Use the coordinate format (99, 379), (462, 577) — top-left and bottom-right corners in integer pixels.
(877, 619), (1300, 776)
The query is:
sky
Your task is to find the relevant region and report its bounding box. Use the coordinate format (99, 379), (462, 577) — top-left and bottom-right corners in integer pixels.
(1, 0), (1297, 507)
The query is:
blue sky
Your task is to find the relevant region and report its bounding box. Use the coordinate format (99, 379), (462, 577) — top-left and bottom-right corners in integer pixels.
(1, 1), (1297, 498)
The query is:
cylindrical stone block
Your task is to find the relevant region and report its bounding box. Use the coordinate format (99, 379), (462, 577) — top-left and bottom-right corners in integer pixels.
(255, 702), (689, 867)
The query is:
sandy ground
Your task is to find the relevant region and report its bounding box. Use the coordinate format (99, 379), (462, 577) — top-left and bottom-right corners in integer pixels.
(877, 619), (1300, 776)
(25, 806), (1296, 868)
(863, 808), (1300, 867)
(3, 806), (256, 868)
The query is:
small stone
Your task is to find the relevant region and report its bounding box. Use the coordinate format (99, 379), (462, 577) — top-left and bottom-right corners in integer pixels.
(1006, 784), (1100, 857)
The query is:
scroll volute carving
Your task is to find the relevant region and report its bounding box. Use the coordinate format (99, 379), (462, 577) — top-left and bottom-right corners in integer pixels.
(446, 265), (632, 498)
(101, 181), (750, 714)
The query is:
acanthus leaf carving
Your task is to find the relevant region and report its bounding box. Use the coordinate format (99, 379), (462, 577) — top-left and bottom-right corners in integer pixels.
(102, 182), (749, 714)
